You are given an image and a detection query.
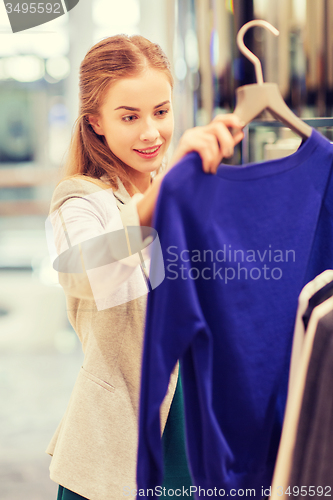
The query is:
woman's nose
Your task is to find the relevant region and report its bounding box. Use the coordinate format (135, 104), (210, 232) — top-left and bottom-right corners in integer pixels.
(139, 119), (160, 142)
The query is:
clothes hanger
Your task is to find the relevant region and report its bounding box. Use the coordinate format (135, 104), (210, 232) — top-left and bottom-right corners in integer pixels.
(234, 20), (312, 139)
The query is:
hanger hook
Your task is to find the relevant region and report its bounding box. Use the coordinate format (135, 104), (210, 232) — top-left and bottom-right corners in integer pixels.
(236, 20), (279, 84)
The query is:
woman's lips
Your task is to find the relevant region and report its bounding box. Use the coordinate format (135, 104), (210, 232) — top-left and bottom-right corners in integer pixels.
(133, 144), (162, 159)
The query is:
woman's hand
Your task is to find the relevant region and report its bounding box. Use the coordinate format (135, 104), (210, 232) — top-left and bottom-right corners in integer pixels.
(169, 114), (245, 174)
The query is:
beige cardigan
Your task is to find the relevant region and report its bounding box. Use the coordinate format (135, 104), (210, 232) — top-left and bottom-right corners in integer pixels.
(46, 176), (178, 500)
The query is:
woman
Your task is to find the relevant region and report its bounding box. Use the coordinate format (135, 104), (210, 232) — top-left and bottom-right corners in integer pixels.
(46, 34), (244, 500)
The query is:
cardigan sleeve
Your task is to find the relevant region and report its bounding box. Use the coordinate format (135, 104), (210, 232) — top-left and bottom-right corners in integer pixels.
(46, 178), (149, 305)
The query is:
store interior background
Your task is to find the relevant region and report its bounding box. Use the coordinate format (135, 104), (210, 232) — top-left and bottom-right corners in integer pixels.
(0, 0), (332, 498)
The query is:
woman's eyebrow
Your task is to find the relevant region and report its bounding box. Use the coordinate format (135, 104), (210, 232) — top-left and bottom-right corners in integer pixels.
(114, 105), (140, 111)
(154, 100), (170, 109)
(114, 100), (170, 112)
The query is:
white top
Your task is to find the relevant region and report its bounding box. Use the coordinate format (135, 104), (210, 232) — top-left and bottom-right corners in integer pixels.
(45, 176), (152, 310)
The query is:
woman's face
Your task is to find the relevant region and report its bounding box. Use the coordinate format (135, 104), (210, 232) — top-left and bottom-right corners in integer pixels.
(89, 69), (174, 176)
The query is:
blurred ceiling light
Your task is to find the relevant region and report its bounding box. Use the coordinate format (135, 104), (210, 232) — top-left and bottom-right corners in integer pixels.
(93, 0), (140, 27)
(185, 29), (199, 71)
(293, 0), (306, 25)
(46, 56), (70, 81)
(254, 0), (269, 18)
(5, 55), (44, 82)
(175, 57), (187, 81)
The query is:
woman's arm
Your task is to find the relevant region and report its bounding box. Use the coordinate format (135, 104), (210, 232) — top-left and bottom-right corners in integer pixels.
(136, 114), (245, 227)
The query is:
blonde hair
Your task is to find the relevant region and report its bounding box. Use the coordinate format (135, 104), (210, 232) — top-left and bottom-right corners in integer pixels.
(62, 34), (174, 193)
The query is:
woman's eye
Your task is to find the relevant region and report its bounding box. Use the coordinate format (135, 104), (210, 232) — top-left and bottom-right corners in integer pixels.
(122, 115), (137, 122)
(156, 109), (169, 117)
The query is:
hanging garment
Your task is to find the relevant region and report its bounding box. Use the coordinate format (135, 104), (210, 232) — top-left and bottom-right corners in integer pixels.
(271, 296), (333, 500)
(137, 129), (333, 500)
(287, 270), (333, 395)
(302, 279), (333, 329)
(270, 271), (333, 499)
(289, 307), (333, 494)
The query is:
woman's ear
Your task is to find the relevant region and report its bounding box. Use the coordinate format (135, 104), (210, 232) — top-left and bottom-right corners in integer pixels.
(87, 115), (104, 135)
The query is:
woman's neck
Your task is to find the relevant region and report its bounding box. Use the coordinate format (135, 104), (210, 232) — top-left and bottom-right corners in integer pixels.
(127, 171), (152, 196)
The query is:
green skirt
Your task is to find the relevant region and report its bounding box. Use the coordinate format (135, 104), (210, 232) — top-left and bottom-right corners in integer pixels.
(57, 485), (88, 500)
(57, 369), (193, 500)
(161, 369), (194, 498)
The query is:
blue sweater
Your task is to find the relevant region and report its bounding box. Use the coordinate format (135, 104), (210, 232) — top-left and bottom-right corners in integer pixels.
(137, 129), (333, 499)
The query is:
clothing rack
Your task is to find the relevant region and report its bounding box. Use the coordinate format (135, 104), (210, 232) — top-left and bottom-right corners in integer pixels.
(241, 117), (333, 164)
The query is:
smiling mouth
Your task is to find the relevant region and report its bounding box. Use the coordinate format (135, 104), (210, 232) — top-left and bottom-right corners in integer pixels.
(134, 145), (162, 154)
